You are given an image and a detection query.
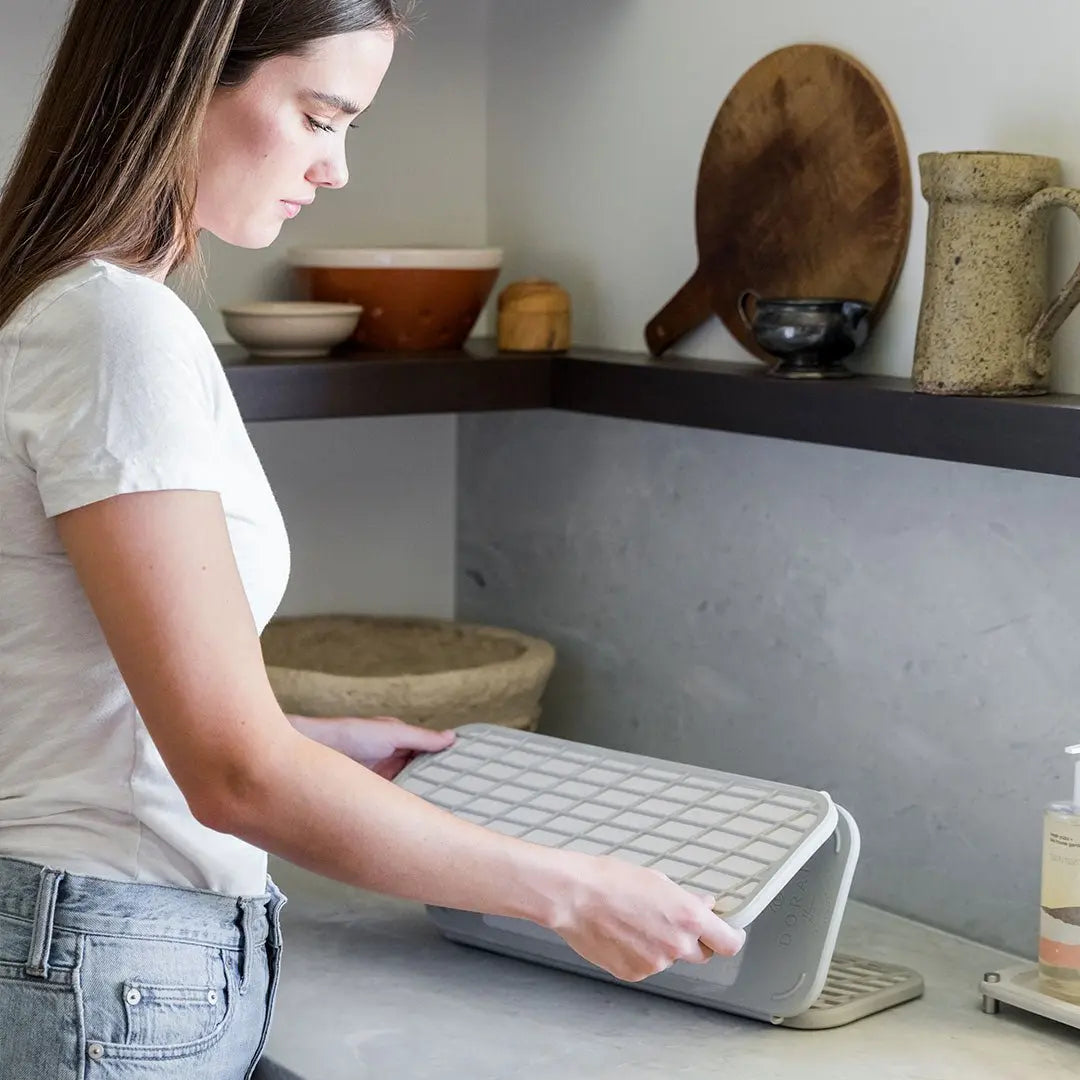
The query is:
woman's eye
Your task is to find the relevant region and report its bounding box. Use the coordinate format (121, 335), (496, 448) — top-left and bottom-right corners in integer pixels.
(306, 116), (337, 134)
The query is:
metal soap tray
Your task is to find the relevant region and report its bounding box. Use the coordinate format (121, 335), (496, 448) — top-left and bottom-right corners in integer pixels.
(397, 725), (923, 1027)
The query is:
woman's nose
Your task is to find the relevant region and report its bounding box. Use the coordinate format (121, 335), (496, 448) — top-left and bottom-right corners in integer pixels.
(307, 146), (349, 190)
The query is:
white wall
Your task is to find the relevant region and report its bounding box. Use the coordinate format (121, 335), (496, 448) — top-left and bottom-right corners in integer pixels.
(488, 0), (1080, 391)
(0, 2), (70, 162)
(2, 0), (490, 619)
(250, 415), (456, 617)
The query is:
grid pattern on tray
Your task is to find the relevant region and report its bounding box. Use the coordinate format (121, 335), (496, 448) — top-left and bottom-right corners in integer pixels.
(809, 955), (921, 1011)
(398, 725), (831, 919)
(780, 954), (924, 1029)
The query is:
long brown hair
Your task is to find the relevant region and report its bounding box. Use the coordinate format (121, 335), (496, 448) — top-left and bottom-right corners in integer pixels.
(0, 0), (409, 329)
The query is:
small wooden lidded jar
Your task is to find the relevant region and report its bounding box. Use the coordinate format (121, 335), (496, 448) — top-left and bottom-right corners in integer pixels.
(497, 279), (571, 353)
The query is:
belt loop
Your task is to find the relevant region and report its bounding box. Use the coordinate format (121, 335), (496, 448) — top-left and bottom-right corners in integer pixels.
(267, 887), (287, 950)
(25, 868), (63, 979)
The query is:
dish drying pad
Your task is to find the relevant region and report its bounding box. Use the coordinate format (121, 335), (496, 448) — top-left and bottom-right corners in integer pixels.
(397, 724), (922, 1026)
(783, 954), (924, 1029)
(400, 724), (836, 927)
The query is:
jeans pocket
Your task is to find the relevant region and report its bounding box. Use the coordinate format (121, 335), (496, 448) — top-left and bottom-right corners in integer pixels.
(81, 940), (238, 1062)
(122, 968), (229, 1048)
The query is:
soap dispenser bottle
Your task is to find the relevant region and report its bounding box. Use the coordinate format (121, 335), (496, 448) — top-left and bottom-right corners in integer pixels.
(1039, 744), (1080, 1002)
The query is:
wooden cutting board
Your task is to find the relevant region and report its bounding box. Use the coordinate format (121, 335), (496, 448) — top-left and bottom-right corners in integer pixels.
(646, 44), (912, 359)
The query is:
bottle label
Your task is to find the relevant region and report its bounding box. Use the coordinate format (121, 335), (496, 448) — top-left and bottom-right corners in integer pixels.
(1040, 814), (1080, 969)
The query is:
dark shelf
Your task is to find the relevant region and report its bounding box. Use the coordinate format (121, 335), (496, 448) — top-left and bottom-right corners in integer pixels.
(220, 342), (1080, 479)
(220, 343), (551, 422)
(554, 347), (1080, 480)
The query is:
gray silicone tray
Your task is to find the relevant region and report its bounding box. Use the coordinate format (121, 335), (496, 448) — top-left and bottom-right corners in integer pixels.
(397, 725), (922, 1025)
(398, 724), (838, 929)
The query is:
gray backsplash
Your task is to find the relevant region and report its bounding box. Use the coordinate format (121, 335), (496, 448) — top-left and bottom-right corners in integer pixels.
(457, 409), (1080, 957)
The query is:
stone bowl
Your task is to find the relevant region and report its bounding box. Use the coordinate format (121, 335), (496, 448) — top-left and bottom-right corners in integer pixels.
(261, 615), (555, 731)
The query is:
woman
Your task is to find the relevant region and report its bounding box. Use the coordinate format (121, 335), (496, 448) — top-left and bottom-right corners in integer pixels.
(0, 1), (746, 1076)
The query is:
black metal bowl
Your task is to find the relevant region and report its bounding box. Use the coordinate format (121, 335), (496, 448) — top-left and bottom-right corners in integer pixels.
(737, 293), (873, 379)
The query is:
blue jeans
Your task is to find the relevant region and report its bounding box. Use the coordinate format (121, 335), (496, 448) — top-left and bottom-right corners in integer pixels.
(0, 855), (287, 1079)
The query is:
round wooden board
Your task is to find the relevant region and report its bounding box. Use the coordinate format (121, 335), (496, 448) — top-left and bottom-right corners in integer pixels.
(695, 44), (911, 360)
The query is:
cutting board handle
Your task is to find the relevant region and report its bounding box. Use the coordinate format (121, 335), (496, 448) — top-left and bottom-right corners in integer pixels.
(645, 270), (714, 357)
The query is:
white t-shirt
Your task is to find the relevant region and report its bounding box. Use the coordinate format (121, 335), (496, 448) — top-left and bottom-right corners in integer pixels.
(0, 259), (290, 896)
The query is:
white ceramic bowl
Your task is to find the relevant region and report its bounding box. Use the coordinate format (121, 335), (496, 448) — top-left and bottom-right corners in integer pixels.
(221, 301), (363, 358)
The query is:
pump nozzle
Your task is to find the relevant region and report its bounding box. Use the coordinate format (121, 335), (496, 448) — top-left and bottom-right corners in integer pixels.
(1066, 744), (1080, 807)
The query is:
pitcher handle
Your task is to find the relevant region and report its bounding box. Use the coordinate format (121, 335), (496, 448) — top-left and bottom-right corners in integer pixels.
(1019, 186), (1080, 380)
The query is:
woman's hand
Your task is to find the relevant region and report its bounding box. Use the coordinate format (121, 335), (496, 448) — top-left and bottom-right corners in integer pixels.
(287, 714), (455, 780)
(547, 850), (746, 982)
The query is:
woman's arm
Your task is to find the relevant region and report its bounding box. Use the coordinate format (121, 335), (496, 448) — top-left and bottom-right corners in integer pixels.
(56, 490), (744, 980)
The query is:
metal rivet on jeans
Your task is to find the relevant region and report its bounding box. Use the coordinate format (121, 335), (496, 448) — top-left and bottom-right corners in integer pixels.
(207, 989), (218, 1005)
(87, 1043), (105, 1061)
(125, 988), (141, 1005)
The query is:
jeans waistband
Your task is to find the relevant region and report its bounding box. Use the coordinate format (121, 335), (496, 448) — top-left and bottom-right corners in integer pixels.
(0, 854), (286, 960)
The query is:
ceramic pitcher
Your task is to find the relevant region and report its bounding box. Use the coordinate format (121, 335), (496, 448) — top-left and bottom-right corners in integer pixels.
(912, 152), (1080, 395)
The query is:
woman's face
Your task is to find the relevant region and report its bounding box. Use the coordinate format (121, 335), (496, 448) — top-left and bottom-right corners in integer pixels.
(196, 29), (394, 248)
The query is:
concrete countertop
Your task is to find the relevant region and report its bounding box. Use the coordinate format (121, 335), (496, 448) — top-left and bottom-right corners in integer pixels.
(263, 860), (1078, 1079)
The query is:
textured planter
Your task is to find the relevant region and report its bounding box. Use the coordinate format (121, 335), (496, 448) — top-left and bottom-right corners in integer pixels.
(261, 616), (555, 731)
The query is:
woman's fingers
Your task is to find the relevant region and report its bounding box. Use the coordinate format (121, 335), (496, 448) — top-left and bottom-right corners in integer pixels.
(681, 938), (715, 964)
(697, 911), (747, 957)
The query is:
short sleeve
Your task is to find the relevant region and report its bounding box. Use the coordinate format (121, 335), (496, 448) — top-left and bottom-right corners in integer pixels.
(4, 270), (223, 518)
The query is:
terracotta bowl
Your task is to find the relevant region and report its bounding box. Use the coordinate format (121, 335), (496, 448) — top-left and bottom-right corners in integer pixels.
(289, 247), (503, 352)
